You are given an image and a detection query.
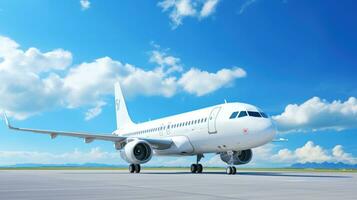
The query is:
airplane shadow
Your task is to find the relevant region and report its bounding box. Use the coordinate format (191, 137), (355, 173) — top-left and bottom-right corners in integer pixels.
(64, 171), (351, 178)
(142, 171), (351, 178)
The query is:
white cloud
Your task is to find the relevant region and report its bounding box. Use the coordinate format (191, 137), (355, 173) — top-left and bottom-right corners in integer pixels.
(63, 57), (121, 108)
(178, 67), (246, 96)
(273, 141), (331, 163)
(239, 0), (257, 15)
(158, 0), (220, 29)
(0, 147), (121, 165)
(0, 36), (72, 120)
(149, 50), (183, 74)
(0, 36), (179, 120)
(200, 0), (220, 18)
(80, 0), (91, 10)
(85, 101), (106, 121)
(272, 141), (357, 165)
(0, 36), (246, 120)
(250, 141), (357, 167)
(332, 145), (357, 164)
(273, 97), (357, 133)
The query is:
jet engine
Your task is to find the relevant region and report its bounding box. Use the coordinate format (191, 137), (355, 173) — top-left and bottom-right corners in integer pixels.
(220, 149), (253, 165)
(120, 140), (153, 164)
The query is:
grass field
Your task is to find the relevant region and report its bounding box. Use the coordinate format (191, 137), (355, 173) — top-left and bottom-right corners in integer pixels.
(0, 167), (356, 173)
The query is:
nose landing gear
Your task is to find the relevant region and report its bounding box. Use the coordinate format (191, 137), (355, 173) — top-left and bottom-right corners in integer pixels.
(225, 151), (237, 175)
(226, 166), (236, 175)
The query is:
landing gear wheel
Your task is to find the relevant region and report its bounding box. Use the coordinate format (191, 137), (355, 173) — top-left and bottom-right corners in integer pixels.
(231, 166), (237, 175)
(196, 164), (203, 173)
(226, 166), (236, 175)
(134, 164), (141, 173)
(129, 164), (135, 173)
(226, 166), (232, 175)
(191, 164), (197, 173)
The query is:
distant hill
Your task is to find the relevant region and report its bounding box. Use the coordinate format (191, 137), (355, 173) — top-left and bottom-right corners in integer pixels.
(291, 162), (357, 169)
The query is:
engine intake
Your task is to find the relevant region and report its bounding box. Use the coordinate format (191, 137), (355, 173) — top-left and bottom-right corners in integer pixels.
(220, 149), (253, 165)
(120, 140), (152, 164)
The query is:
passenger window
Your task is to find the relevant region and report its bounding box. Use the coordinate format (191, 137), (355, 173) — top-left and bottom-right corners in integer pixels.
(248, 111), (262, 117)
(229, 111), (239, 119)
(238, 111), (248, 118)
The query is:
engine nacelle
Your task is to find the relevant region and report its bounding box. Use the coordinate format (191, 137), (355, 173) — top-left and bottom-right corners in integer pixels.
(120, 140), (153, 164)
(220, 149), (253, 165)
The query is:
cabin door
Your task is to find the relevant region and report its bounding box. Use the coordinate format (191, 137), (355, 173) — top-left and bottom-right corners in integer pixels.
(208, 107), (221, 134)
(166, 122), (171, 135)
(159, 123), (165, 136)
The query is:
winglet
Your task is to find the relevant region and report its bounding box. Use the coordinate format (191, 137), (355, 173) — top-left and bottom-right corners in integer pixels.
(2, 112), (12, 129)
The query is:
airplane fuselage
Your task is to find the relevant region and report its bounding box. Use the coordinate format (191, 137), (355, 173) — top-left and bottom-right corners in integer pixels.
(114, 102), (276, 156)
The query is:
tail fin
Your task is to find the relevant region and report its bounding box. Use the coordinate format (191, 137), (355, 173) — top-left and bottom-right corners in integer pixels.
(114, 82), (135, 130)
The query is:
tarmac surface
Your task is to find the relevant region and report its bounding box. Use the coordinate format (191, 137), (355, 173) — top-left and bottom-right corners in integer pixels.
(0, 169), (355, 200)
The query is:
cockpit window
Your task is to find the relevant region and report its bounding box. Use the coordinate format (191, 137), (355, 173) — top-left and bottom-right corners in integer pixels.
(238, 111), (248, 118)
(248, 111), (262, 117)
(260, 112), (268, 118)
(229, 112), (239, 119)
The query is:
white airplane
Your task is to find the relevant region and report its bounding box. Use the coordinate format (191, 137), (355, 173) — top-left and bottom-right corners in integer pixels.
(3, 83), (276, 175)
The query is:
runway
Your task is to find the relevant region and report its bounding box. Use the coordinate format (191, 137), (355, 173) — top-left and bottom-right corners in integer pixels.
(0, 169), (355, 200)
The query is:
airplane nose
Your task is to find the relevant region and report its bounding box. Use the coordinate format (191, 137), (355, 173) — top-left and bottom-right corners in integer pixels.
(257, 119), (276, 142)
(265, 119), (276, 140)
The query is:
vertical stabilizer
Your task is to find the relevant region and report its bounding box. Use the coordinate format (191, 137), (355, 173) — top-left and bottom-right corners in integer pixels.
(114, 82), (135, 130)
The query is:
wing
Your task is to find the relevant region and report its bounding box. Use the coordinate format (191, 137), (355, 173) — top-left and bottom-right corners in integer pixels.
(2, 113), (172, 150)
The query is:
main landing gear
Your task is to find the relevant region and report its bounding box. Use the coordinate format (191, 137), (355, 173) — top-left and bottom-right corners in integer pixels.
(191, 154), (204, 173)
(226, 166), (237, 175)
(129, 164), (141, 173)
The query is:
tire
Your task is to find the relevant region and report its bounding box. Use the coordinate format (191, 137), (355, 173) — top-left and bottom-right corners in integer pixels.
(197, 164), (203, 173)
(134, 164), (141, 173)
(232, 166), (236, 175)
(191, 164), (197, 173)
(226, 166), (233, 175)
(129, 164), (135, 173)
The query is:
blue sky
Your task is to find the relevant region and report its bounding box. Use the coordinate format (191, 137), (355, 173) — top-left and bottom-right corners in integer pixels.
(0, 0), (356, 167)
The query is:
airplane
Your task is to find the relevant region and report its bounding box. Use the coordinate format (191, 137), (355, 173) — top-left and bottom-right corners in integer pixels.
(2, 82), (277, 175)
